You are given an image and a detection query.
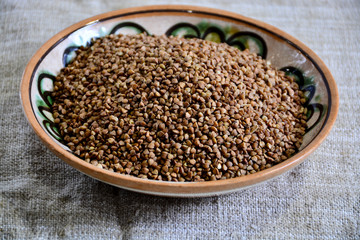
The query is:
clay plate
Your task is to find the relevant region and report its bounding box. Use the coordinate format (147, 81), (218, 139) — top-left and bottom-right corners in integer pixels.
(20, 5), (339, 197)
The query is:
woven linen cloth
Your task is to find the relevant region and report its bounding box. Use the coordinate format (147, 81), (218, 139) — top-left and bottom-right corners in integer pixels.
(1, 0), (359, 239)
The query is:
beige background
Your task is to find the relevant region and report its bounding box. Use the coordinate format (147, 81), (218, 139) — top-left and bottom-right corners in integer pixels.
(1, 0), (359, 239)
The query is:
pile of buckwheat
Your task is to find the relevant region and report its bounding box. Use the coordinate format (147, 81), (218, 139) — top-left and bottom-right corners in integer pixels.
(51, 34), (307, 182)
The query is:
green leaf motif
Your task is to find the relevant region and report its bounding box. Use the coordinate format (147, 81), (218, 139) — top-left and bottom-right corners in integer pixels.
(165, 21), (267, 58)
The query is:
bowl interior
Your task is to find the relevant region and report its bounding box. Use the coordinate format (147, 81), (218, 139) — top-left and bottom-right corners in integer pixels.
(23, 7), (335, 196)
(31, 10), (329, 153)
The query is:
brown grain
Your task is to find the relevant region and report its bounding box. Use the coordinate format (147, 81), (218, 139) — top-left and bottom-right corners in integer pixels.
(51, 34), (307, 182)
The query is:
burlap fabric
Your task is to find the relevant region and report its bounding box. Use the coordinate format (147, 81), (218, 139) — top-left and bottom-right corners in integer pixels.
(1, 0), (359, 239)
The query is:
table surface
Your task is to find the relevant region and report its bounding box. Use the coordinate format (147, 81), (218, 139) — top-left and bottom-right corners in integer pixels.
(1, 0), (359, 239)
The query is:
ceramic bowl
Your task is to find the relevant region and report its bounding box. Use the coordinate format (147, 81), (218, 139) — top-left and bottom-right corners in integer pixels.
(21, 5), (339, 197)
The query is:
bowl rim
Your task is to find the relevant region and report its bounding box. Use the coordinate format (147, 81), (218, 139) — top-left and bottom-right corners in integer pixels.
(20, 5), (339, 196)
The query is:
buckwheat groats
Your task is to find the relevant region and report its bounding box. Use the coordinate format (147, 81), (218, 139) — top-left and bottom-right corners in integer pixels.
(51, 34), (307, 182)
